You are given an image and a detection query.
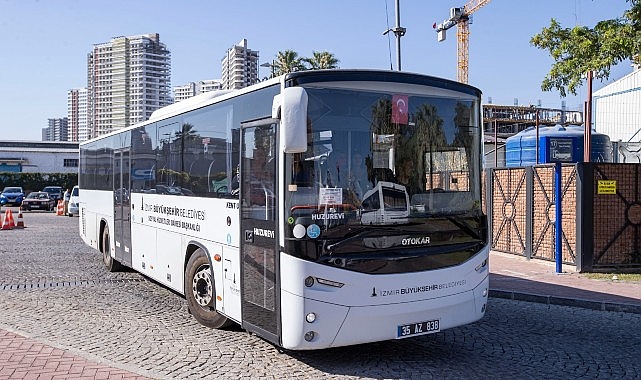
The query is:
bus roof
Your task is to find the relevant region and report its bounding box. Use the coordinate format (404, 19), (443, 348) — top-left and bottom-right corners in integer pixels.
(283, 69), (482, 98)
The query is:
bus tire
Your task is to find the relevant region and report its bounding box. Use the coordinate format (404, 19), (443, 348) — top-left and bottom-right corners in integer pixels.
(185, 248), (233, 329)
(101, 225), (122, 272)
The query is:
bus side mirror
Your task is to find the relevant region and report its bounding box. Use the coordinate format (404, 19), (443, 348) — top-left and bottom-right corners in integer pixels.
(273, 87), (308, 153)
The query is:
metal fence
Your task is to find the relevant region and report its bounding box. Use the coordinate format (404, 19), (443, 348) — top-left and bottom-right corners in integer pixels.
(487, 163), (641, 272)
(577, 163), (641, 271)
(487, 164), (576, 265)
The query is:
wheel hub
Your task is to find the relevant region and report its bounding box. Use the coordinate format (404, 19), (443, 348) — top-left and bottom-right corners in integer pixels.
(192, 266), (214, 307)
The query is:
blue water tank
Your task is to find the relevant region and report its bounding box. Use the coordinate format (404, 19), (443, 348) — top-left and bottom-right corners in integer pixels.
(505, 125), (612, 167)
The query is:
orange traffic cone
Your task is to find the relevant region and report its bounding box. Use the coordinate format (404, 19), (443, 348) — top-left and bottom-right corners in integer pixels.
(1, 209), (15, 230)
(56, 200), (64, 216)
(15, 208), (25, 229)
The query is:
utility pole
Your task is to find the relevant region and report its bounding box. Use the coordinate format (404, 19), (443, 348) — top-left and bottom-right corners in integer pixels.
(584, 70), (593, 162)
(384, 0), (406, 71)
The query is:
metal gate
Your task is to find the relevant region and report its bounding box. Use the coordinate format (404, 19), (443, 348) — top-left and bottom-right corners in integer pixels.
(487, 164), (577, 265)
(489, 167), (527, 255)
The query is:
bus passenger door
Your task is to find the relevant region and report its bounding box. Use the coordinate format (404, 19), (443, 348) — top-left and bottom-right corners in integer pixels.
(113, 148), (132, 267)
(239, 119), (280, 345)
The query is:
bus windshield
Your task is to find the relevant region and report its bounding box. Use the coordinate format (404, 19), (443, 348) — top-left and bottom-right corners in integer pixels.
(284, 85), (485, 273)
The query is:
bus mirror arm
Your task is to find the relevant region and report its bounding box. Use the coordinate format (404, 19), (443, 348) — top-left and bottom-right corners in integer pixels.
(273, 87), (308, 154)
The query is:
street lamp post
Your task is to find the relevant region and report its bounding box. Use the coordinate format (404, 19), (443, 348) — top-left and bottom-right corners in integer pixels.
(260, 60), (275, 79)
(382, 0), (406, 71)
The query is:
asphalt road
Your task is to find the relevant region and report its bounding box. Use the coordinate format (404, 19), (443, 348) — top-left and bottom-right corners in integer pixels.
(1, 209), (640, 379)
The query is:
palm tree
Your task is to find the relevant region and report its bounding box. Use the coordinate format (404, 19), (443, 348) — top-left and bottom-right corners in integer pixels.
(273, 50), (306, 76)
(303, 51), (340, 70)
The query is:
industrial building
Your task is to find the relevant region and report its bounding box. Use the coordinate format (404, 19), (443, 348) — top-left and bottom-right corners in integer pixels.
(0, 141), (78, 173)
(594, 67), (641, 163)
(482, 104), (584, 167)
(594, 67), (641, 142)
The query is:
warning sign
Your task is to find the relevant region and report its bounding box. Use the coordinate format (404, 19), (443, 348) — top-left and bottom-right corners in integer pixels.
(597, 180), (617, 194)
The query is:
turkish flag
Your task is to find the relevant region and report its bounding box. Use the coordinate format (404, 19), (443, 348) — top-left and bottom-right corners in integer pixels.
(392, 94), (408, 124)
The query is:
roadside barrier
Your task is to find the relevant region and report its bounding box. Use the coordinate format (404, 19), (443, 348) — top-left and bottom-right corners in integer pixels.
(56, 200), (64, 216)
(1, 209), (15, 230)
(15, 208), (25, 229)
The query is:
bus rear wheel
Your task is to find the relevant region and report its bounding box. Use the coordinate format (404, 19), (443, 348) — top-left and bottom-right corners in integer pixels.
(101, 225), (122, 272)
(185, 248), (233, 329)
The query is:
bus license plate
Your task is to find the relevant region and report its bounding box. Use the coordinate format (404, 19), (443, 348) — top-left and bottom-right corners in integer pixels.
(397, 319), (440, 338)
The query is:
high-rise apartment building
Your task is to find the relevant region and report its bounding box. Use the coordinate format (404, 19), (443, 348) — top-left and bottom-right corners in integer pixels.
(67, 88), (89, 142)
(42, 118), (69, 142)
(173, 79), (223, 103)
(221, 39), (259, 90)
(87, 33), (171, 137)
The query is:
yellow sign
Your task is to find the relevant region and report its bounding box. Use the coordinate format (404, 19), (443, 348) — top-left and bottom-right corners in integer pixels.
(597, 180), (617, 194)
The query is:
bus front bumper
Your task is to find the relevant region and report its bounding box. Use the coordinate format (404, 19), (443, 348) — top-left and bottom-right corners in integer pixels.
(280, 275), (488, 350)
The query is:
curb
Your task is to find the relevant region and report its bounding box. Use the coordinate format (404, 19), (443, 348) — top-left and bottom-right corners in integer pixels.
(489, 289), (641, 315)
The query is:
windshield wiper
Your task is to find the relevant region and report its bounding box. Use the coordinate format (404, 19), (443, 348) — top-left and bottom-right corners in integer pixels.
(324, 228), (398, 253)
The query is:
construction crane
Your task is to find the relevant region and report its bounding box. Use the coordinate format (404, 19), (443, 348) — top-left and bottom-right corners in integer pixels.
(434, 0), (491, 84)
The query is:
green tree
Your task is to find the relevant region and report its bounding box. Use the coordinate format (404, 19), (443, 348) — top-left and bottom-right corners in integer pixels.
(273, 50), (306, 76)
(530, 0), (641, 97)
(303, 51), (340, 70)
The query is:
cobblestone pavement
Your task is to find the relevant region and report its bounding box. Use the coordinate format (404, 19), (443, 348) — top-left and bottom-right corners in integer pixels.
(1, 210), (640, 379)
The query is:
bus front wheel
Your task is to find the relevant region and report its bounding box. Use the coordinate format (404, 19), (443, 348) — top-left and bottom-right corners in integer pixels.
(185, 248), (233, 329)
(101, 225), (122, 272)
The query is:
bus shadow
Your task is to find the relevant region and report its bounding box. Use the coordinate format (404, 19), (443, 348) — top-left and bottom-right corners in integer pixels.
(281, 334), (470, 378)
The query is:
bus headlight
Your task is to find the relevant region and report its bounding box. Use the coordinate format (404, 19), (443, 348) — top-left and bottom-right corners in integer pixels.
(306, 312), (316, 323)
(304, 331), (316, 342)
(316, 277), (344, 288)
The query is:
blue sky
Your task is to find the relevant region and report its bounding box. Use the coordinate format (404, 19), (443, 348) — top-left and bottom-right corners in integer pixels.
(0, 0), (633, 141)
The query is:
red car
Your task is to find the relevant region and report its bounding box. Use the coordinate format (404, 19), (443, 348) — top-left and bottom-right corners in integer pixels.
(21, 191), (56, 211)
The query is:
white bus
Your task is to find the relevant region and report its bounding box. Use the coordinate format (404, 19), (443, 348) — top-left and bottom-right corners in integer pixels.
(359, 181), (410, 225)
(79, 69), (489, 350)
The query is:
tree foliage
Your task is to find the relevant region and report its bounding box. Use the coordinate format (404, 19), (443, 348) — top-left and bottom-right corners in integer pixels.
(530, 0), (641, 96)
(303, 51), (340, 70)
(273, 50), (306, 76)
(0, 172), (77, 193)
(268, 50), (340, 78)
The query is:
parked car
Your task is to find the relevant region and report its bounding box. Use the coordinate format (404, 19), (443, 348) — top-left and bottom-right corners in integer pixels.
(0, 186), (25, 207)
(21, 191), (56, 211)
(42, 186), (64, 202)
(67, 185), (79, 216)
